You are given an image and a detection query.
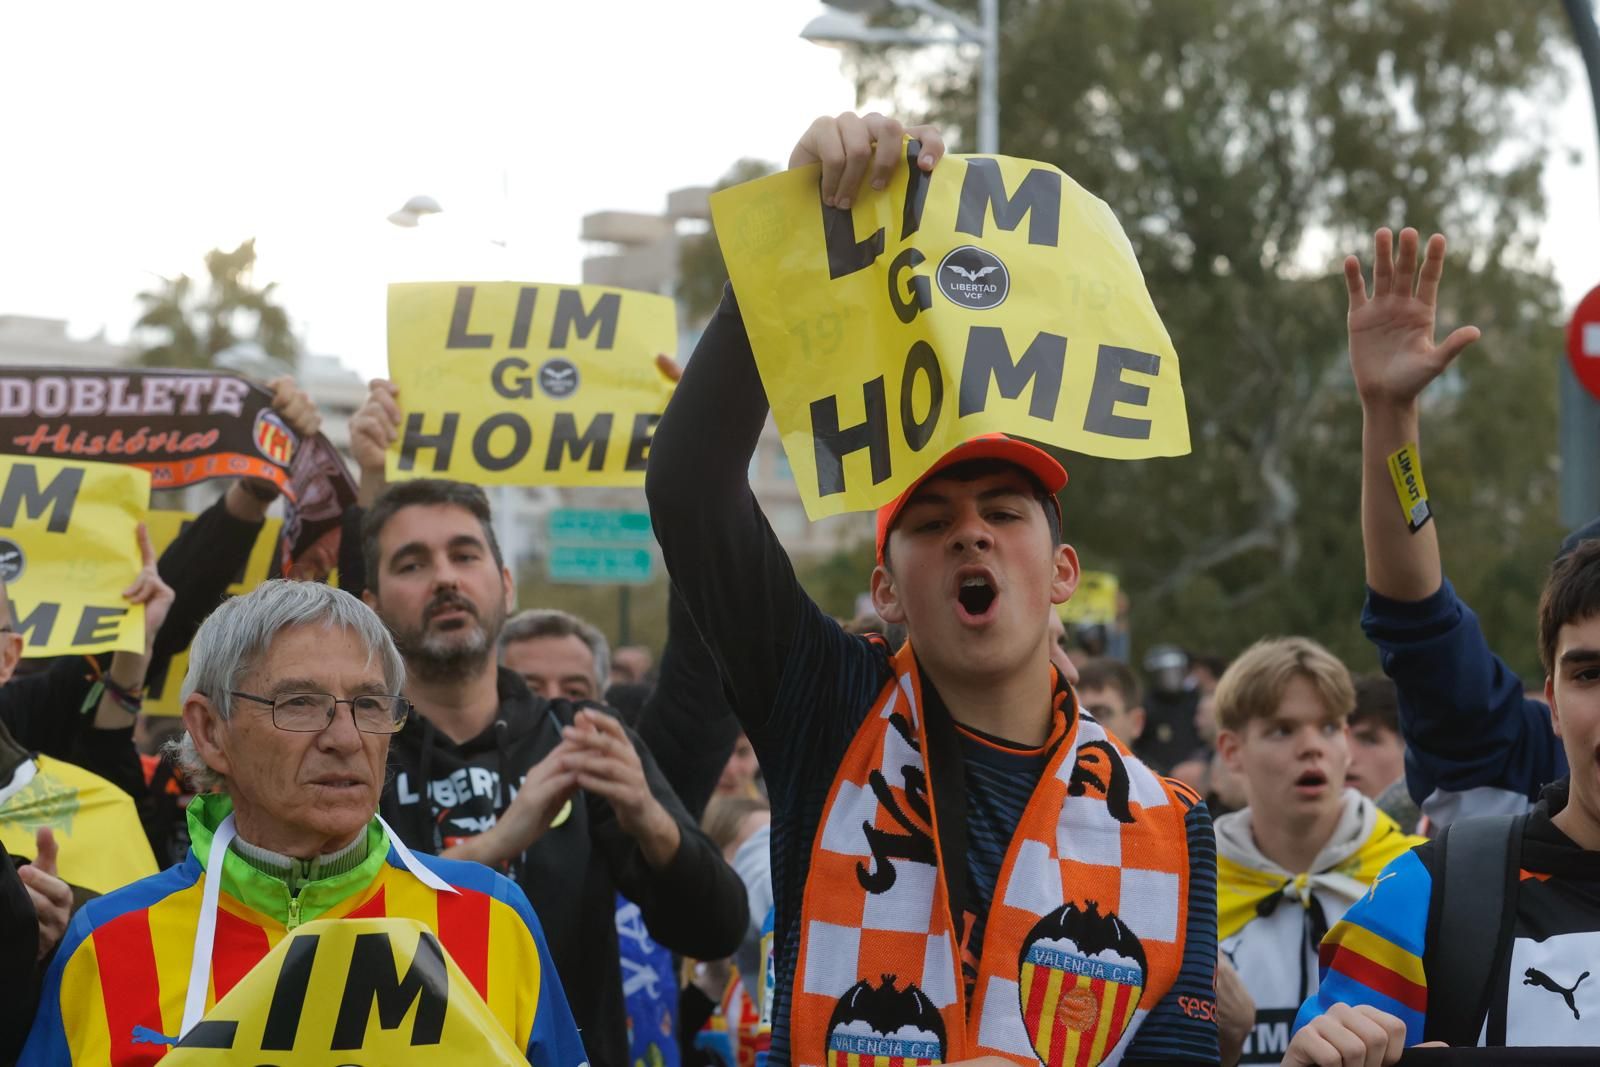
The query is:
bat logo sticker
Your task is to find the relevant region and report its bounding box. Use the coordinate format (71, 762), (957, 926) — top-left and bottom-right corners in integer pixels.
(936, 246), (1009, 310)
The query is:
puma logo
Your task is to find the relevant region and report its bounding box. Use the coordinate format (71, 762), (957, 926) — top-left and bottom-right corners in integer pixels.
(130, 1025), (177, 1046)
(1524, 966), (1590, 1020)
(1366, 871), (1397, 903)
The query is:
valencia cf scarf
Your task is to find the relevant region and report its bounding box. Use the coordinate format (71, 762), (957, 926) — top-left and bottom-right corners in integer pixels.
(791, 644), (1197, 1067)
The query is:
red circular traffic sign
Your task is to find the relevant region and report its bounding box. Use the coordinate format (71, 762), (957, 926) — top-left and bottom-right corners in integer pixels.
(1569, 284), (1600, 402)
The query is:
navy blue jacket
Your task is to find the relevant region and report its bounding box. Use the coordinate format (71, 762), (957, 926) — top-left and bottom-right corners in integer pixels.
(1362, 578), (1566, 821)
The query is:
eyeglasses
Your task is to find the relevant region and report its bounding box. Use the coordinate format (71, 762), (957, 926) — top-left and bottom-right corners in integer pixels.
(229, 691), (410, 735)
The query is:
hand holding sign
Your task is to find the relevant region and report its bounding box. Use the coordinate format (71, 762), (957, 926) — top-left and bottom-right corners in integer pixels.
(1345, 227), (1481, 410)
(228, 376), (326, 521)
(265, 375), (322, 438)
(350, 378), (401, 505)
(789, 111), (945, 206)
(122, 523), (174, 657)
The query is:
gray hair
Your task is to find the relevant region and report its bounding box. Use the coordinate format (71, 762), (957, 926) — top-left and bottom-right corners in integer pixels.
(498, 608), (610, 690)
(165, 579), (406, 791)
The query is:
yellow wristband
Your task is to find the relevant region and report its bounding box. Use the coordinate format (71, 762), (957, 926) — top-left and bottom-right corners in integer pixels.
(1387, 443), (1432, 532)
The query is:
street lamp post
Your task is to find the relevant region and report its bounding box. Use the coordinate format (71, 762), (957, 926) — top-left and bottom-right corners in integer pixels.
(801, 0), (1001, 154)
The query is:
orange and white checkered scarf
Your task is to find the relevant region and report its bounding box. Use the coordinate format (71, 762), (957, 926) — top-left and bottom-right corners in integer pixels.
(791, 645), (1195, 1067)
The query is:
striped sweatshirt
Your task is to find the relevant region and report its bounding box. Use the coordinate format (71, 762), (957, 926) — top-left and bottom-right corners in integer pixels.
(20, 793), (586, 1066)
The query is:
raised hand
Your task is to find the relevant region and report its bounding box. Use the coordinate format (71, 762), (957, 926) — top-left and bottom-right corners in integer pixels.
(123, 522), (175, 655)
(789, 112), (946, 209)
(228, 376), (325, 517)
(265, 375), (323, 438)
(1345, 227), (1481, 409)
(349, 378), (402, 505)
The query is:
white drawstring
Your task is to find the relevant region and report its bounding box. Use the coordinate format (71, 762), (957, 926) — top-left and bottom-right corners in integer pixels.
(179, 814), (236, 1038)
(375, 813), (457, 895)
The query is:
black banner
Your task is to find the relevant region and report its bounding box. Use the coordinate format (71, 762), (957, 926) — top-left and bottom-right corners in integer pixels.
(0, 367), (296, 494)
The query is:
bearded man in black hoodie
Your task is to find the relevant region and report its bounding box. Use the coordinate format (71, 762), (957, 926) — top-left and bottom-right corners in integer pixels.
(360, 477), (748, 1067)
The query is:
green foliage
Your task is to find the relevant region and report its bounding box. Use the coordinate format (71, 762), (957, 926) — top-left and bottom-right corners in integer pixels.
(846, 0), (1570, 674)
(677, 159), (778, 328)
(515, 567), (671, 653)
(135, 239), (297, 369)
(795, 538), (880, 619)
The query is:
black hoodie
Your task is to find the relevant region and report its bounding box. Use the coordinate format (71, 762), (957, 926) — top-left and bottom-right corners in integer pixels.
(379, 667), (748, 1067)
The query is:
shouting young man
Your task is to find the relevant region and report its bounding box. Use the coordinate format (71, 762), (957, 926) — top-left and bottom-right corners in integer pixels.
(647, 111), (1218, 1067)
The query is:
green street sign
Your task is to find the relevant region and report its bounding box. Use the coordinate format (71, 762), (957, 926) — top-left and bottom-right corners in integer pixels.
(546, 508), (653, 544)
(546, 545), (654, 585)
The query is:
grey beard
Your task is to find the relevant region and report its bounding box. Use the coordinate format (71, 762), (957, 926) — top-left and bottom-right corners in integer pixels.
(395, 626), (493, 685)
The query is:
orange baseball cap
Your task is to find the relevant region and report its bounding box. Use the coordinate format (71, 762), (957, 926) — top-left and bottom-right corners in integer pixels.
(874, 434), (1067, 564)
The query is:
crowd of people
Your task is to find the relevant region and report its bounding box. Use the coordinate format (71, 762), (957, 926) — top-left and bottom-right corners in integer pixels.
(2, 111), (1594, 1067)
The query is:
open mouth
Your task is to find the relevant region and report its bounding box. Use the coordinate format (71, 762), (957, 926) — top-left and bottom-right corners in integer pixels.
(956, 574), (998, 619)
(1295, 769), (1328, 791)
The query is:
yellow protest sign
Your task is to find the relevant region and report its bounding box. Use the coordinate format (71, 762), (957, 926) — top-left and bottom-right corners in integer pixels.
(1058, 571), (1120, 627)
(164, 917), (528, 1064)
(142, 509), (281, 717)
(387, 282), (677, 486)
(0, 455), (148, 655)
(711, 147), (1189, 518)
(0, 754), (158, 894)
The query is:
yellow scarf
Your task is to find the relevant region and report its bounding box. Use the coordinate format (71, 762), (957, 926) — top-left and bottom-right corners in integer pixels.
(1217, 808), (1422, 942)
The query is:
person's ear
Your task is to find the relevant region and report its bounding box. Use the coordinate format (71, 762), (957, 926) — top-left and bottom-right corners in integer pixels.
(1128, 706), (1146, 742)
(502, 565), (516, 613)
(181, 693), (232, 780)
(1051, 544), (1081, 606)
(1546, 675), (1562, 739)
(1215, 728), (1245, 775)
(870, 564), (905, 625)
(362, 588), (378, 611)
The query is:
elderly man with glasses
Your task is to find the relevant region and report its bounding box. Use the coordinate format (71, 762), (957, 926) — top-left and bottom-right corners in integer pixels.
(19, 579), (587, 1067)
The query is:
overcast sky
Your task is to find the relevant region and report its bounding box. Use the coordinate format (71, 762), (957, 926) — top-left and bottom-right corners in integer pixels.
(2, 1), (1596, 383)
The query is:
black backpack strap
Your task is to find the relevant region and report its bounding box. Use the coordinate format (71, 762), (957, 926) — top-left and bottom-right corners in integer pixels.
(1422, 812), (1529, 1046)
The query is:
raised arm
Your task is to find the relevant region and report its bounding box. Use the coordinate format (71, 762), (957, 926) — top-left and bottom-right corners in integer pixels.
(633, 587), (740, 822)
(1349, 228), (1563, 811)
(150, 376), (323, 688)
(645, 112), (945, 737)
(1348, 227), (1480, 601)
